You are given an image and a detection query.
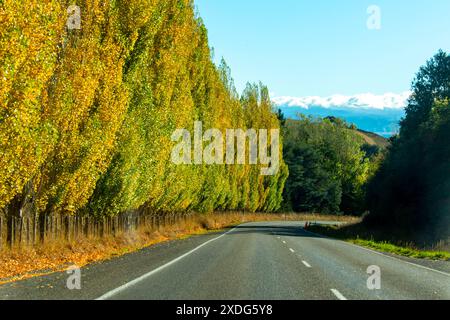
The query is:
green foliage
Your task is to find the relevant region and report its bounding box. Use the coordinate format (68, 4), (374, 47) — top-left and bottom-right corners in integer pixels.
(0, 0), (287, 218)
(0, 0), (64, 210)
(366, 51), (450, 242)
(282, 117), (371, 215)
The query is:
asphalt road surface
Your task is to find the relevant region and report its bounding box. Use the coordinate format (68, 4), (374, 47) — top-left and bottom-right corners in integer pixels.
(0, 221), (449, 300)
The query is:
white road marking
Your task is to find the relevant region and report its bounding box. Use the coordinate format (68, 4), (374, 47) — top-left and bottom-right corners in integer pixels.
(331, 289), (347, 300)
(302, 260), (312, 268)
(289, 248), (295, 253)
(301, 229), (450, 277)
(96, 226), (239, 300)
(282, 241), (287, 244)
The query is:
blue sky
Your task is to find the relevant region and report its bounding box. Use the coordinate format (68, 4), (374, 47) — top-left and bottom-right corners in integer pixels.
(195, 0), (450, 98)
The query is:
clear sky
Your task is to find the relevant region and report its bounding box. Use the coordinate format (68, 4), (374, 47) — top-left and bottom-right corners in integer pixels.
(195, 0), (450, 98)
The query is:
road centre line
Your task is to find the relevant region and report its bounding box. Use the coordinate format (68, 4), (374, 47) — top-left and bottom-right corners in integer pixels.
(302, 261), (312, 268)
(301, 228), (450, 277)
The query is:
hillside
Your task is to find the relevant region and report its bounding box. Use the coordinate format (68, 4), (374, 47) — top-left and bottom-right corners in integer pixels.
(356, 129), (390, 148)
(278, 105), (404, 138)
(285, 118), (389, 149)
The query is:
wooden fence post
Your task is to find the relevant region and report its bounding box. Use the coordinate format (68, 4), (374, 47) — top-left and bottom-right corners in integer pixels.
(0, 210), (196, 251)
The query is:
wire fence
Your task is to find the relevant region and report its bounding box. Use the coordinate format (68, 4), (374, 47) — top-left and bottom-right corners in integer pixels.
(0, 212), (191, 251)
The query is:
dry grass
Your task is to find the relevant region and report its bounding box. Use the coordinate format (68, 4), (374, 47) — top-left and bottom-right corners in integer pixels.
(0, 212), (357, 283)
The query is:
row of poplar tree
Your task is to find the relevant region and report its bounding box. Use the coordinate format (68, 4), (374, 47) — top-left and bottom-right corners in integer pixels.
(0, 0), (288, 218)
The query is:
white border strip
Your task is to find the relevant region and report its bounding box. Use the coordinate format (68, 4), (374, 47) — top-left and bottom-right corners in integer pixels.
(302, 229), (450, 277)
(96, 226), (238, 300)
(331, 289), (347, 300)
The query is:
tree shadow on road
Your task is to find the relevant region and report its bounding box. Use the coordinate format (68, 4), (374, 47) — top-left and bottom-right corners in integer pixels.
(228, 224), (325, 238)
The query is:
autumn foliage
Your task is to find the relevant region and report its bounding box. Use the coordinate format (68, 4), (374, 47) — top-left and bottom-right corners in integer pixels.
(0, 0), (288, 219)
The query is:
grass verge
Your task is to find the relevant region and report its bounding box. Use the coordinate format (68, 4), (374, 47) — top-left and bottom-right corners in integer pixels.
(307, 224), (450, 261)
(0, 212), (357, 283)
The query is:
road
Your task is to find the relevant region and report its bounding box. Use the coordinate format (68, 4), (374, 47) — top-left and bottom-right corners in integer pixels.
(0, 221), (449, 300)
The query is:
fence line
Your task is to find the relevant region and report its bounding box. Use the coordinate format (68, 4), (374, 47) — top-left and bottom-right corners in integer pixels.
(0, 211), (193, 251)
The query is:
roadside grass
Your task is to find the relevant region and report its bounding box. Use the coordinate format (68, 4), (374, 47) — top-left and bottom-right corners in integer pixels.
(307, 224), (450, 261)
(0, 212), (358, 283)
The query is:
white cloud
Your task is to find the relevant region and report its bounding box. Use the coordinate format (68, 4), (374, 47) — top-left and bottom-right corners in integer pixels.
(272, 91), (411, 110)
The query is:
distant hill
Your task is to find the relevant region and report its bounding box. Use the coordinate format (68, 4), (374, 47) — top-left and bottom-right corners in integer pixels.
(356, 129), (390, 148)
(285, 117), (389, 149)
(278, 105), (404, 138)
(327, 117), (390, 149)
